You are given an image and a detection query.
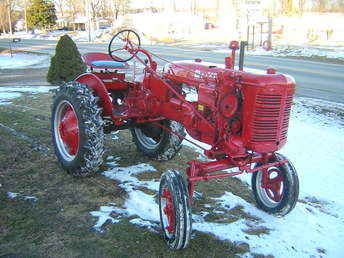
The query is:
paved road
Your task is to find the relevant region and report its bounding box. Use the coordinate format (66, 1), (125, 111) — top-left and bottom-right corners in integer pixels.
(1, 38), (343, 103)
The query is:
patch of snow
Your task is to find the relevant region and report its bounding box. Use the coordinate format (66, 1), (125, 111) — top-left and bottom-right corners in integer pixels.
(106, 161), (120, 167)
(23, 196), (38, 202)
(182, 133), (211, 155)
(102, 163), (159, 192)
(0, 92), (22, 105)
(7, 192), (19, 198)
(0, 86), (57, 105)
(106, 156), (121, 167)
(91, 162), (160, 230)
(129, 218), (158, 232)
(196, 191), (344, 257)
(6, 192), (38, 202)
(246, 46), (344, 60)
(0, 52), (50, 69)
(90, 206), (120, 232)
(124, 190), (160, 222)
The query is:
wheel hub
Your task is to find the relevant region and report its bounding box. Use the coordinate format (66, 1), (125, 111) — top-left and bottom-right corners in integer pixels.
(261, 168), (284, 202)
(161, 188), (175, 233)
(58, 104), (79, 155)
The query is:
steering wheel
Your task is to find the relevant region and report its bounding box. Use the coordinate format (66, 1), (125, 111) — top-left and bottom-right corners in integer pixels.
(108, 29), (141, 62)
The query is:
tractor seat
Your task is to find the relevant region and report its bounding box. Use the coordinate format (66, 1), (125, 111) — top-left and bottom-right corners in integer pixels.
(91, 60), (126, 68)
(82, 52), (129, 70)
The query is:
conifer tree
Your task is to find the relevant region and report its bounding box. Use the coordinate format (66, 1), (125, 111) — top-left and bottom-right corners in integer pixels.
(47, 35), (86, 85)
(27, 0), (56, 30)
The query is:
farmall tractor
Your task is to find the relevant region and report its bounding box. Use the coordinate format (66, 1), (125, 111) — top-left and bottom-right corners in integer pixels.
(51, 30), (299, 249)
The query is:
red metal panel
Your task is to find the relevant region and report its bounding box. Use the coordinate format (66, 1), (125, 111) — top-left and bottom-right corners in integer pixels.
(241, 73), (295, 153)
(75, 73), (113, 116)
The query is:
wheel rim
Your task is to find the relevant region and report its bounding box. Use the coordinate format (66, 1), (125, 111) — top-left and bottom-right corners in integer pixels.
(133, 125), (163, 150)
(54, 100), (79, 161)
(256, 167), (284, 208)
(160, 187), (175, 238)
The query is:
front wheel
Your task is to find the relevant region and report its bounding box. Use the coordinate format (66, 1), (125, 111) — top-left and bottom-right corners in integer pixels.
(130, 120), (185, 161)
(252, 153), (299, 216)
(159, 170), (192, 250)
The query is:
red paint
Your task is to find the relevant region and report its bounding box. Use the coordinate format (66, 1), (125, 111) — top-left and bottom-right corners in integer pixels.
(161, 188), (175, 233)
(59, 104), (79, 155)
(73, 34), (296, 203)
(262, 168), (284, 202)
(75, 73), (113, 116)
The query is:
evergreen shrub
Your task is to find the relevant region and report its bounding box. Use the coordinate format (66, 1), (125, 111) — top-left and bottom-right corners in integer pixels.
(47, 35), (86, 85)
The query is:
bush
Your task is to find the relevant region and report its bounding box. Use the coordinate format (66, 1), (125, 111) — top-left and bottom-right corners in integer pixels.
(47, 35), (86, 85)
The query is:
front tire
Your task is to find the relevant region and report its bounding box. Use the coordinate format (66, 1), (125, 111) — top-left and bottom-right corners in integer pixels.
(159, 170), (192, 250)
(51, 81), (105, 177)
(130, 120), (185, 160)
(252, 153), (299, 216)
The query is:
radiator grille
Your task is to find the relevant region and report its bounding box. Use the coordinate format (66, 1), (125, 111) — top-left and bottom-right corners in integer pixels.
(251, 94), (293, 143)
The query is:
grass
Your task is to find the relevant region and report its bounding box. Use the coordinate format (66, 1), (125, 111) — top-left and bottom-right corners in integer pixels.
(0, 91), (271, 257)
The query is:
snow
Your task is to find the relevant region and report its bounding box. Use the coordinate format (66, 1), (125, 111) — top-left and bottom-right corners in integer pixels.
(1, 29), (112, 43)
(102, 163), (159, 192)
(124, 190), (160, 221)
(7, 192), (19, 199)
(6, 192), (38, 202)
(88, 96), (344, 256)
(129, 218), (158, 233)
(0, 86), (57, 105)
(194, 192), (344, 257)
(0, 52), (50, 69)
(247, 46), (344, 60)
(23, 196), (38, 202)
(212, 45), (344, 60)
(90, 163), (160, 231)
(90, 206), (120, 232)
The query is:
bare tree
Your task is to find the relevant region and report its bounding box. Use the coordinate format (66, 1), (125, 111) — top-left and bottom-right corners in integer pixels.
(55, 0), (65, 17)
(0, 0), (14, 34)
(111, 0), (130, 20)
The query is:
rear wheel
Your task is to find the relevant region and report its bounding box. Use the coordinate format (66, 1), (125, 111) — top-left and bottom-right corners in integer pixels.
(159, 170), (192, 250)
(51, 82), (104, 177)
(252, 153), (299, 216)
(130, 120), (185, 160)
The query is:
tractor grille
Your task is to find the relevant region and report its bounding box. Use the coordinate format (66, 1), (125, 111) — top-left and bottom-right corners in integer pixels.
(251, 94), (293, 143)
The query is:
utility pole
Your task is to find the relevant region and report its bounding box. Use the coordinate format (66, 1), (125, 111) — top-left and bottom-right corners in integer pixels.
(87, 0), (92, 42)
(267, 14), (272, 50)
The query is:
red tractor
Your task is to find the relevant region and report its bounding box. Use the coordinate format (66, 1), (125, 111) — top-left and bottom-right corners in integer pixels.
(51, 30), (299, 250)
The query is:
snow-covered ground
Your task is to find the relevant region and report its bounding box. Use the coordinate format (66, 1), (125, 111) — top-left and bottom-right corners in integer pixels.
(0, 86), (57, 105)
(0, 52), (50, 69)
(248, 46), (344, 60)
(89, 97), (344, 257)
(0, 29), (111, 42)
(213, 45), (344, 61)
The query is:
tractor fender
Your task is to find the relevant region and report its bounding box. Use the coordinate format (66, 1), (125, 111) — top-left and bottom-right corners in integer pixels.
(75, 73), (112, 116)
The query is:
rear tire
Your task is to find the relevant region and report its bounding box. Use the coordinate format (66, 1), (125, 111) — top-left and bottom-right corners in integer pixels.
(51, 81), (105, 177)
(159, 170), (192, 250)
(252, 153), (299, 216)
(130, 120), (185, 160)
